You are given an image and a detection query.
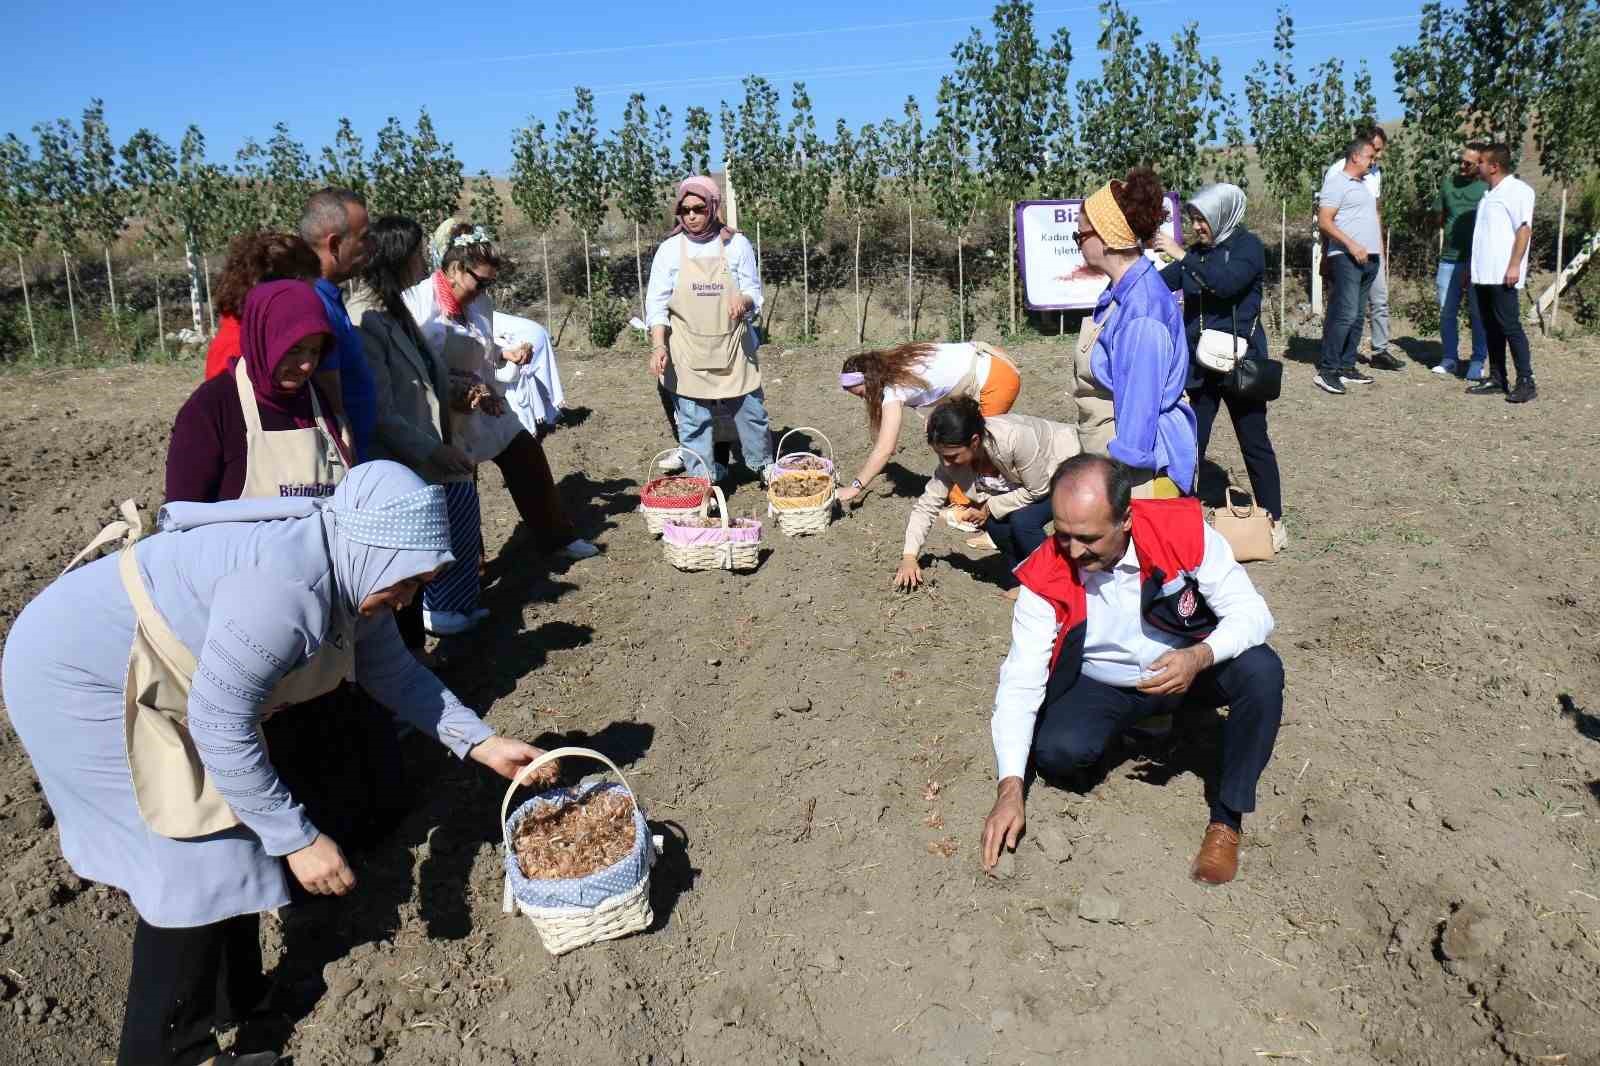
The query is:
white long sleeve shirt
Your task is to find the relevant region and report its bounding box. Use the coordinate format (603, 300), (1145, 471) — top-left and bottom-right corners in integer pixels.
(990, 524), (1275, 781)
(644, 232), (764, 329)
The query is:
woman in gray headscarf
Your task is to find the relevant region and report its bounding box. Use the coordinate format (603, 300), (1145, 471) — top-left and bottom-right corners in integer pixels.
(1155, 183), (1285, 549)
(1, 462), (550, 1066)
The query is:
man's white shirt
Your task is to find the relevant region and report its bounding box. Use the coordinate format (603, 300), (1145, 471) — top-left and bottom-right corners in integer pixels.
(990, 524), (1275, 781)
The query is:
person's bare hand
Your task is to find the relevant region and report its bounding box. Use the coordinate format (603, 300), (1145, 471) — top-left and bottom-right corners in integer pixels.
(650, 348), (669, 378)
(1151, 230), (1183, 260)
(1504, 265), (1521, 288)
(429, 443), (474, 476)
(287, 834), (356, 896)
(1348, 243), (1370, 265)
(837, 485), (862, 504)
(728, 296), (753, 325)
(1135, 644), (1214, 696)
(470, 736), (557, 786)
(893, 555), (923, 591)
(502, 343), (533, 366)
(981, 779), (1026, 871)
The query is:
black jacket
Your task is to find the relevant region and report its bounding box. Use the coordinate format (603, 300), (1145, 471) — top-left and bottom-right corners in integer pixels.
(1158, 228), (1268, 387)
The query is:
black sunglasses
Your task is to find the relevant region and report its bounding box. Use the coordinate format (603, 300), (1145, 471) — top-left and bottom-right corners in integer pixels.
(677, 203), (709, 217)
(464, 266), (496, 290)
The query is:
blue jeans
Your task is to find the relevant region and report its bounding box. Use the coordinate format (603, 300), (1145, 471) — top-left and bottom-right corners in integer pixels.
(1319, 254), (1379, 378)
(673, 389), (774, 482)
(984, 496), (1055, 575)
(1435, 259), (1486, 372)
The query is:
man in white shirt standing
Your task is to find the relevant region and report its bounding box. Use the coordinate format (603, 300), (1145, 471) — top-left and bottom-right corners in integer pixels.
(980, 455), (1283, 885)
(1467, 143), (1538, 403)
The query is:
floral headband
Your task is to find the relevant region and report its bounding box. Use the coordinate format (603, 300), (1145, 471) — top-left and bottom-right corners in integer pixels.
(450, 225), (492, 249)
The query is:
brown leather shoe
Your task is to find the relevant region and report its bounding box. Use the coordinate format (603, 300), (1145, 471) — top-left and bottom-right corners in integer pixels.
(1190, 822), (1241, 884)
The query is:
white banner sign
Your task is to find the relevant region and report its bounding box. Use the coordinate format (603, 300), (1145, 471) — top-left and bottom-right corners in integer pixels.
(1014, 195), (1183, 310)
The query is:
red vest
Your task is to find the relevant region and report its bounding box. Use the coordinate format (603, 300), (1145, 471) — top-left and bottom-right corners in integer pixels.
(1014, 497), (1215, 703)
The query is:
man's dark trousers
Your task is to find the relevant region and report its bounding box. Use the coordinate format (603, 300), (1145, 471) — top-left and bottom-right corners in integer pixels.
(1032, 644), (1285, 819)
(1318, 254), (1380, 379)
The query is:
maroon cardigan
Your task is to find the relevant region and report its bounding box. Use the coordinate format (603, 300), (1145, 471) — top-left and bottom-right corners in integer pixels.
(165, 371), (340, 503)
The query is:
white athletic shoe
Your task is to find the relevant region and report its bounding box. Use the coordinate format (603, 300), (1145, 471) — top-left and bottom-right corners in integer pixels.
(1271, 520), (1289, 553)
(423, 609), (481, 637)
(558, 538), (601, 561)
(658, 452), (685, 473)
(966, 532), (997, 551)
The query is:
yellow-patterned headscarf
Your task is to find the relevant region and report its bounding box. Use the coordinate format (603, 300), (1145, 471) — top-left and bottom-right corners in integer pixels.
(1082, 181), (1139, 251)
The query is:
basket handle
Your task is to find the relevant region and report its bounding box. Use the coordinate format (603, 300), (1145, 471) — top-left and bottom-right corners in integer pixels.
(643, 447), (710, 489)
(709, 484), (731, 531)
(498, 745), (639, 855)
(775, 426), (835, 467)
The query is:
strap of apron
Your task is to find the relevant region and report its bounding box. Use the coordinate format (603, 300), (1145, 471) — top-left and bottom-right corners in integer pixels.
(60, 499), (145, 576)
(309, 384), (356, 469)
(117, 547), (198, 676)
(234, 359), (264, 435)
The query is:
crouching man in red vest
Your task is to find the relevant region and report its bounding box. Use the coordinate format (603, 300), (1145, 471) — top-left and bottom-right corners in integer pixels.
(980, 454), (1284, 884)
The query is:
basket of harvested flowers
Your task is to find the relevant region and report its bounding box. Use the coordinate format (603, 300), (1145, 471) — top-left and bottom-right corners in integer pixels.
(767, 469), (836, 536)
(639, 448), (712, 536)
(661, 486), (762, 572)
(769, 426), (836, 479)
(501, 746), (662, 956)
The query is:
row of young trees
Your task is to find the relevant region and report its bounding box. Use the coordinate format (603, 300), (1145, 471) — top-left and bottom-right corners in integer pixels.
(4, 0), (1599, 361)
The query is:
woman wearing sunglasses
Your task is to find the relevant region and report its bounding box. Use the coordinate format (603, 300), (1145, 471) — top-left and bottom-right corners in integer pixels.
(403, 223), (597, 634)
(645, 175), (774, 483)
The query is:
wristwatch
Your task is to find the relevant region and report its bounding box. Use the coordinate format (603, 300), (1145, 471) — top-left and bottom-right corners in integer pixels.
(850, 478), (864, 490)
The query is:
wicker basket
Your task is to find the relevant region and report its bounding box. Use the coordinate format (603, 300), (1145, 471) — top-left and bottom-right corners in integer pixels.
(640, 448), (711, 536)
(767, 471), (836, 536)
(500, 746), (661, 956)
(770, 426), (836, 479)
(662, 487), (762, 571)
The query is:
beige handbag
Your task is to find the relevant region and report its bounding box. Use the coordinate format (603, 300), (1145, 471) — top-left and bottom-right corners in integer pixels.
(1207, 486), (1275, 562)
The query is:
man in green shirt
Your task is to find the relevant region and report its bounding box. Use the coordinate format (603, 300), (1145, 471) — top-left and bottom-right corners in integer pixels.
(1431, 143), (1490, 379)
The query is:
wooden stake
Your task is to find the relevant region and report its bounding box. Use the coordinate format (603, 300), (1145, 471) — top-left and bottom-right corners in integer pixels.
(1553, 186), (1567, 332)
(582, 231), (593, 347)
(854, 218), (864, 344)
(201, 251), (216, 334)
(1008, 201), (1017, 337)
(1279, 199), (1286, 335)
(104, 245), (120, 345)
(62, 249), (81, 356)
(957, 235), (966, 343)
(1310, 231), (1323, 318)
(634, 220), (645, 321)
(16, 250), (39, 361)
(153, 252), (166, 357)
(802, 226), (810, 339)
(906, 200), (914, 342)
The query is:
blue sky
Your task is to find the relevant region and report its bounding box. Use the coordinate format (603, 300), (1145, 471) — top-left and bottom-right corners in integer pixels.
(4, 0), (1425, 174)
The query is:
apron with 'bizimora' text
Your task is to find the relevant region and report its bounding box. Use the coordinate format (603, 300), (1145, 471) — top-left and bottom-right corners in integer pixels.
(234, 359), (352, 499)
(664, 235), (759, 401)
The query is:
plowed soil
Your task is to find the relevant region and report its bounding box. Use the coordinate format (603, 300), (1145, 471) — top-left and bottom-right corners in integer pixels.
(2, 331), (1598, 1065)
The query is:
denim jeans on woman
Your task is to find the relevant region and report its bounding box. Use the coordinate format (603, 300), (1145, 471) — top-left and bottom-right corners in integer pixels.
(673, 389), (774, 482)
(1435, 260), (1487, 375)
(1318, 254), (1380, 379)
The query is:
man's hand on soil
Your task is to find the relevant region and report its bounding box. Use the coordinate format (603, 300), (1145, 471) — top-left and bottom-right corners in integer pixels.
(981, 779), (1026, 871)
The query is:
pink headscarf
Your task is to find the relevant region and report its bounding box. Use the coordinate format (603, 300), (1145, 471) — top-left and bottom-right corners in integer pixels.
(667, 176), (736, 244)
(239, 279), (332, 422)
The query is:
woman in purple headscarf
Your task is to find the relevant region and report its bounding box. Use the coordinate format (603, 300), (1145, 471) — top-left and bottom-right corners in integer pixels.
(166, 279), (353, 504)
(644, 175), (774, 483)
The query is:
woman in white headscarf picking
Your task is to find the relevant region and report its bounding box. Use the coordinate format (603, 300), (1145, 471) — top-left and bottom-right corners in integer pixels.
(1, 463), (554, 1066)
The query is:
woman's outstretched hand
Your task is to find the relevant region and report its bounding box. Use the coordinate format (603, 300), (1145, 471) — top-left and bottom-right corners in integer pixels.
(287, 834), (356, 896)
(470, 735), (558, 786)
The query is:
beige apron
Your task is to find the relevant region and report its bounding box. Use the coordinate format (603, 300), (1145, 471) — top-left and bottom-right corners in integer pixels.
(1072, 301), (1118, 457)
(665, 236), (758, 400)
(234, 360), (350, 499)
(117, 547), (355, 838)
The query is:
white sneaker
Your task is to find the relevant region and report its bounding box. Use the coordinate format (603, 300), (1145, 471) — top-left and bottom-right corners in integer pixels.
(658, 452), (685, 473)
(943, 508), (980, 533)
(558, 538), (600, 561)
(423, 609), (480, 636)
(966, 532), (997, 551)
(1271, 520), (1288, 553)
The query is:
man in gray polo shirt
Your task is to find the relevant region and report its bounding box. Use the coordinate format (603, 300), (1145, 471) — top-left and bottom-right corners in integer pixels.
(1314, 138), (1382, 395)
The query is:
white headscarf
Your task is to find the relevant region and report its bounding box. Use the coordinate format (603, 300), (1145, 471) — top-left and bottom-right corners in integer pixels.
(1186, 184), (1248, 248)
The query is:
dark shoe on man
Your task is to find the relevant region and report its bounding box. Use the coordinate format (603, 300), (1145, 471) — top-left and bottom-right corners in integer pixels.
(1506, 380), (1537, 404)
(1190, 823), (1241, 885)
(1466, 378), (1507, 396)
(1368, 350), (1406, 371)
(209, 1053), (280, 1065)
(1340, 369), (1375, 385)
(1312, 372), (1345, 395)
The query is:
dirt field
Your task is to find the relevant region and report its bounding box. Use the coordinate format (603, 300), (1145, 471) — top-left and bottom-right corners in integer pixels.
(2, 326), (1599, 1066)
